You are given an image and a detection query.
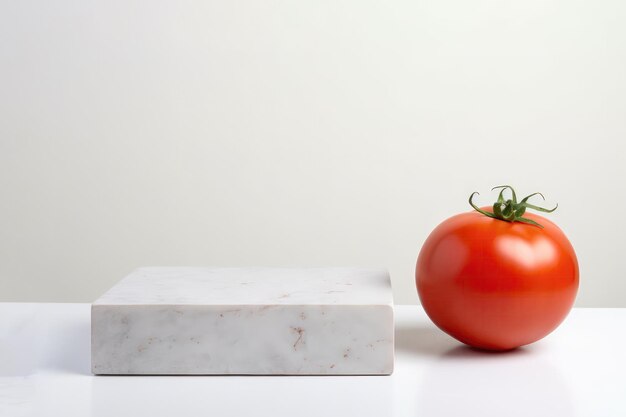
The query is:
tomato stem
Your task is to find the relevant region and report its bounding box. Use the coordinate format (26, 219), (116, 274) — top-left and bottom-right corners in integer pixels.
(469, 185), (558, 228)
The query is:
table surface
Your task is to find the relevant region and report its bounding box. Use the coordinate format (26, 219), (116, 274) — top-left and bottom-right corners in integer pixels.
(1, 304), (624, 417)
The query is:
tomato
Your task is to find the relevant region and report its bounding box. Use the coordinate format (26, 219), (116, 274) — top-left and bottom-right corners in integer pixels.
(415, 187), (579, 350)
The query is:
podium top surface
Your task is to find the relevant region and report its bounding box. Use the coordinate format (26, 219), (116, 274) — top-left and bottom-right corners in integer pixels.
(93, 267), (393, 306)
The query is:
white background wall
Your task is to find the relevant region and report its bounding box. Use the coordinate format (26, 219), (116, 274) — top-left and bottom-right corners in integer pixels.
(1, 0), (625, 305)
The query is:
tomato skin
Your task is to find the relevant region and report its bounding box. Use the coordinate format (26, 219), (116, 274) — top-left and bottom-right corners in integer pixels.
(416, 207), (579, 350)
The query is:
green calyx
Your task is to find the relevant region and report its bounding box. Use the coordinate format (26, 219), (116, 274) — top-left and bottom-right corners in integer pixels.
(469, 185), (558, 228)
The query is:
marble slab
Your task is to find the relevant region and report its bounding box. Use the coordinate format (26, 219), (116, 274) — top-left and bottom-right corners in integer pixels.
(91, 267), (394, 375)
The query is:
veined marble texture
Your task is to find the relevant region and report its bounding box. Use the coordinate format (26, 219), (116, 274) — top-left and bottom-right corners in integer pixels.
(91, 267), (394, 375)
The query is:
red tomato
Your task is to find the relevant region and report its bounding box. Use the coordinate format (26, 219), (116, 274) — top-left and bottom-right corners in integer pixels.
(416, 199), (579, 351)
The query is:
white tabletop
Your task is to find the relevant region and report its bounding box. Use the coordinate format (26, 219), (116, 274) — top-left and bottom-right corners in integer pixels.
(1, 304), (624, 417)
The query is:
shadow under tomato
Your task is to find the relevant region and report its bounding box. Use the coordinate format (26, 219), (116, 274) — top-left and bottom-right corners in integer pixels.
(395, 322), (535, 359)
(442, 344), (531, 359)
(394, 323), (460, 357)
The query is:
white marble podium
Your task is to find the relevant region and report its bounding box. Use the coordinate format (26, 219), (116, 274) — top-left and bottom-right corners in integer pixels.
(91, 267), (394, 375)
